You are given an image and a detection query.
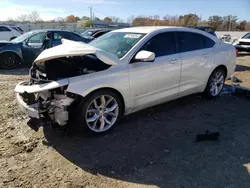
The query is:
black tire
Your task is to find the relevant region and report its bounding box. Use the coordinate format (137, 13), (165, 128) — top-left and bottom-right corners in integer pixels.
(0, 52), (21, 69)
(204, 68), (226, 98)
(10, 37), (17, 41)
(78, 90), (123, 134)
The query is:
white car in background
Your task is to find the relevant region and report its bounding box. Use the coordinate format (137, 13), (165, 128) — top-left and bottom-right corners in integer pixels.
(15, 26), (237, 134)
(0, 25), (21, 41)
(233, 32), (250, 53)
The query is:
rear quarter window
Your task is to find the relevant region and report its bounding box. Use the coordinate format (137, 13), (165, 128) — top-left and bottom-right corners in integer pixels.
(203, 36), (215, 48)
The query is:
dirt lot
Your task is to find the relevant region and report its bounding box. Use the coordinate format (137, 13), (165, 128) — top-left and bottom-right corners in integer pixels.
(1, 55), (250, 188)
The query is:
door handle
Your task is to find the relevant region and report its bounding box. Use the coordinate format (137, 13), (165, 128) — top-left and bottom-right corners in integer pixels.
(169, 59), (178, 64)
(203, 53), (209, 58)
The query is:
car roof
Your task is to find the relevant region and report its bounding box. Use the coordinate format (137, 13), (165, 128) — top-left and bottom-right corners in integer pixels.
(27, 29), (77, 33)
(112, 26), (219, 41)
(83, 28), (111, 32)
(0, 24), (12, 27)
(113, 26), (211, 34)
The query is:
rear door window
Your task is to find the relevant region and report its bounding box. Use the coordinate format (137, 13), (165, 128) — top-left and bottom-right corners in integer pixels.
(140, 32), (177, 57)
(176, 32), (204, 53)
(0, 26), (11, 32)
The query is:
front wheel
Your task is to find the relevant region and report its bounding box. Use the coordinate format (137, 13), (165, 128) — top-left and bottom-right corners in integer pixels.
(79, 90), (122, 134)
(205, 68), (226, 97)
(0, 52), (21, 69)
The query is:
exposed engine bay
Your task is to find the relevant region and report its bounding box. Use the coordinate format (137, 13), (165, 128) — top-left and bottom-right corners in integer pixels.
(30, 54), (111, 83)
(17, 54), (111, 128)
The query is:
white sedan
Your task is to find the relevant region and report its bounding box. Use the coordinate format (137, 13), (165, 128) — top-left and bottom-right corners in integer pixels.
(15, 26), (236, 134)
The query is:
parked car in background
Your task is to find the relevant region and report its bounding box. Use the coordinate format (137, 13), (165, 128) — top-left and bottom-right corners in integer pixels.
(15, 26), (236, 134)
(233, 32), (250, 53)
(8, 24), (24, 34)
(80, 28), (111, 43)
(0, 29), (86, 69)
(0, 24), (21, 41)
(188, 26), (217, 37)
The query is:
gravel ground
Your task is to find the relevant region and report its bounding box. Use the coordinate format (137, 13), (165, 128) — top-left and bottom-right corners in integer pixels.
(1, 55), (250, 188)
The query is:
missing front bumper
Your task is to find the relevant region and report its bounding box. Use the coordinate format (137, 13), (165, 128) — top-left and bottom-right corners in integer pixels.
(16, 93), (39, 119)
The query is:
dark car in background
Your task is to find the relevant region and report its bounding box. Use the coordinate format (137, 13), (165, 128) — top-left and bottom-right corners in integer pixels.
(80, 28), (111, 43)
(188, 26), (217, 37)
(0, 29), (86, 69)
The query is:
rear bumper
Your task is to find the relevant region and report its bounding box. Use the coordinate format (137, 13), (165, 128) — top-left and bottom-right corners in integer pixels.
(16, 93), (39, 119)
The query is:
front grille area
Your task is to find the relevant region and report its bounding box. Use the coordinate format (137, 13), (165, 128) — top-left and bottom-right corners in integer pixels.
(239, 42), (250, 46)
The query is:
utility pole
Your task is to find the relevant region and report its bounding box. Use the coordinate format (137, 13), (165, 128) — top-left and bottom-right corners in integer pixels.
(92, 13), (95, 20)
(89, 6), (92, 20)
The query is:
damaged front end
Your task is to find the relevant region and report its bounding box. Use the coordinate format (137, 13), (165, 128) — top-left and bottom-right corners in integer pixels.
(16, 80), (75, 130)
(15, 39), (117, 130)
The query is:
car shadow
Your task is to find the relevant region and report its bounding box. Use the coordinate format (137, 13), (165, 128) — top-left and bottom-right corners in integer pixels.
(0, 68), (29, 75)
(43, 94), (250, 187)
(235, 64), (250, 72)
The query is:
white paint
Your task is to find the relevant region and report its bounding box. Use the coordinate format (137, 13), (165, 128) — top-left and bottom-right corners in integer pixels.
(14, 79), (69, 93)
(15, 26), (237, 129)
(34, 39), (118, 65)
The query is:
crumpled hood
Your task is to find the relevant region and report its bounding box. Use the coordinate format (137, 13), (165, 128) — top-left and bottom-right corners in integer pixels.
(34, 39), (118, 65)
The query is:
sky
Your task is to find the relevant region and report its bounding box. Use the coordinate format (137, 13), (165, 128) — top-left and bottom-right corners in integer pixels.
(0, 0), (249, 22)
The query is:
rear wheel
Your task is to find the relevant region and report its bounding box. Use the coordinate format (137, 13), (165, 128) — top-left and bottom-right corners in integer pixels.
(79, 90), (122, 134)
(0, 52), (21, 69)
(205, 68), (226, 97)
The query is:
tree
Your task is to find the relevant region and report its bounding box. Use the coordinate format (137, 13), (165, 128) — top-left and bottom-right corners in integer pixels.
(16, 14), (28, 22)
(236, 20), (247, 31)
(82, 16), (90, 20)
(78, 20), (93, 27)
(28, 11), (40, 23)
(222, 15), (238, 31)
(246, 22), (250, 31)
(179, 14), (199, 26)
(84, 20), (93, 27)
(104, 17), (112, 22)
(66, 15), (79, 22)
(55, 17), (65, 22)
(94, 17), (101, 21)
(110, 16), (122, 23)
(127, 15), (135, 24)
(208, 15), (223, 30)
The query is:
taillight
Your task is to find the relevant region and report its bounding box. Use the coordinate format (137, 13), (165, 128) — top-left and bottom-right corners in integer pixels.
(21, 32), (24, 35)
(235, 48), (238, 56)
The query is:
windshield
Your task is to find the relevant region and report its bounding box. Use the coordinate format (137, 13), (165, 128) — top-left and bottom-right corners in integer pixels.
(90, 32), (145, 58)
(242, 33), (250, 39)
(11, 31), (38, 43)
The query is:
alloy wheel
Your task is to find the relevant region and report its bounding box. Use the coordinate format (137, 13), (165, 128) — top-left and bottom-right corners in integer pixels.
(85, 95), (119, 132)
(210, 71), (225, 96)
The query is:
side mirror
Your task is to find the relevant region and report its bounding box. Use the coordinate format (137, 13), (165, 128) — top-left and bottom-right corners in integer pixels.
(134, 50), (155, 62)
